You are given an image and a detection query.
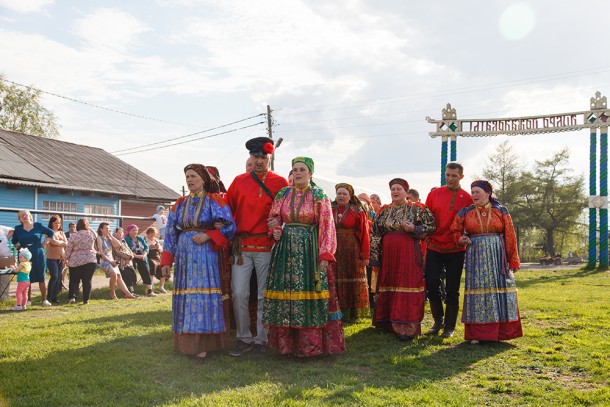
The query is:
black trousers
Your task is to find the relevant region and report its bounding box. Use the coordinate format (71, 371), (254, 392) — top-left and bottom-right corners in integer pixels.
(121, 266), (138, 288)
(133, 258), (151, 285)
(424, 249), (465, 330)
(68, 262), (96, 303)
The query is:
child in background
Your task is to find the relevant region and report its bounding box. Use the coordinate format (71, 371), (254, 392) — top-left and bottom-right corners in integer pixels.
(11, 249), (32, 310)
(145, 227), (169, 294)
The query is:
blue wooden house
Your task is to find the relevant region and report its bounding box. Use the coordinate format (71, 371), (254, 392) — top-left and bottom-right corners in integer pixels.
(0, 129), (180, 231)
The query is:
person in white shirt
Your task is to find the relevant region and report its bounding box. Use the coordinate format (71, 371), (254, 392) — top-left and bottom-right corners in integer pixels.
(151, 206), (167, 239)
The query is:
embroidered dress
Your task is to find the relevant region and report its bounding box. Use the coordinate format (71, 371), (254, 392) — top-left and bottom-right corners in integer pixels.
(451, 203), (522, 342)
(332, 203), (370, 321)
(263, 186), (346, 356)
(370, 202), (436, 337)
(161, 192), (236, 355)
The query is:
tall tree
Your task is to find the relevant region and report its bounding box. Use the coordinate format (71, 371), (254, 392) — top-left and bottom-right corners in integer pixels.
(482, 140), (523, 206)
(517, 148), (587, 256)
(0, 75), (60, 138)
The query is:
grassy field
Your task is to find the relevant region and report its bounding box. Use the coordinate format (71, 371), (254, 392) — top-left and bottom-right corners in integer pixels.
(0, 267), (609, 406)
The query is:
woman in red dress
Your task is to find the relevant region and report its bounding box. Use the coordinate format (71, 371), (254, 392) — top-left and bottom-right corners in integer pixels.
(370, 178), (436, 341)
(332, 183), (371, 322)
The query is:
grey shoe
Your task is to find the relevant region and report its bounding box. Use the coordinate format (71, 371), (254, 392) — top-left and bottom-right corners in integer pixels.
(228, 340), (252, 357)
(147, 290), (157, 297)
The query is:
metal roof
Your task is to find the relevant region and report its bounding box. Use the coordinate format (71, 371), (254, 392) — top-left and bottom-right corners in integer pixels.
(0, 129), (180, 201)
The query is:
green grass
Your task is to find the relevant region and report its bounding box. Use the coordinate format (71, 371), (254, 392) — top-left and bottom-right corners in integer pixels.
(1, 268), (609, 406)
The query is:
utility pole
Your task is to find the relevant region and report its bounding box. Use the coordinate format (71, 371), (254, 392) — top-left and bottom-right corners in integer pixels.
(267, 104), (275, 171)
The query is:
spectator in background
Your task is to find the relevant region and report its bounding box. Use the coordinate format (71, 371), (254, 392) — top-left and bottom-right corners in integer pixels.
(0, 225), (14, 257)
(146, 226), (169, 294)
(407, 189), (421, 203)
(246, 156), (254, 173)
(370, 194), (382, 214)
(112, 227), (138, 295)
(10, 249), (32, 311)
(12, 210), (55, 307)
(151, 206), (167, 240)
(65, 222), (76, 239)
(97, 222), (137, 300)
(125, 224), (156, 297)
(287, 170), (294, 185)
(64, 218), (97, 305)
(46, 215), (67, 304)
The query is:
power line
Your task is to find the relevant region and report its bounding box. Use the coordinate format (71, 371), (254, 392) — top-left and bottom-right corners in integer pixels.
(110, 113), (265, 154)
(0, 77), (201, 127)
(276, 66), (610, 115)
(114, 121), (265, 156)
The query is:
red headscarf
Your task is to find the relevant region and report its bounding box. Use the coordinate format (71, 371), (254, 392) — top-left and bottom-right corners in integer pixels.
(183, 163), (219, 193)
(389, 178), (409, 192)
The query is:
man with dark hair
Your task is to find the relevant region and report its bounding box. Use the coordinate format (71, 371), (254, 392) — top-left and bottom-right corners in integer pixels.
(226, 137), (289, 356)
(424, 162), (473, 338)
(407, 189), (420, 203)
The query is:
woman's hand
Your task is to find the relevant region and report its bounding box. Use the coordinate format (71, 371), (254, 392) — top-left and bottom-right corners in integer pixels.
(360, 259), (370, 267)
(192, 233), (210, 245)
(319, 260), (329, 270)
(403, 221), (415, 233)
(458, 235), (471, 246)
(272, 228), (282, 241)
(111, 261), (117, 268)
(268, 217), (280, 230)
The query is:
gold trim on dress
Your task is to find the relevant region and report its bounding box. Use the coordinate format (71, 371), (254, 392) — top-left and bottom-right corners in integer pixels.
(174, 288), (223, 295)
(464, 287), (517, 295)
(264, 290), (330, 300)
(378, 286), (425, 293)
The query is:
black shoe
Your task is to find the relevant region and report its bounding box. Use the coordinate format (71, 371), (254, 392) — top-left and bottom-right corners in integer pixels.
(228, 340), (252, 357)
(441, 329), (454, 338)
(252, 343), (267, 356)
(425, 321), (444, 336)
(398, 335), (414, 342)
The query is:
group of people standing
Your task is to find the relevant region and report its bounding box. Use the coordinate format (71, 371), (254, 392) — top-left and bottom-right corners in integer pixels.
(6, 210), (169, 308)
(159, 136), (523, 361)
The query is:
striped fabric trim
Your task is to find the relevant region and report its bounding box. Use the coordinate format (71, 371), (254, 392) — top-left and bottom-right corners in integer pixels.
(265, 290), (330, 300)
(378, 286), (425, 293)
(243, 244), (273, 249)
(464, 287), (518, 295)
(173, 288), (222, 295)
(336, 278), (368, 283)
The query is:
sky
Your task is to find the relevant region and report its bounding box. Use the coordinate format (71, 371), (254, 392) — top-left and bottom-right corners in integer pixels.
(1, 0), (609, 204)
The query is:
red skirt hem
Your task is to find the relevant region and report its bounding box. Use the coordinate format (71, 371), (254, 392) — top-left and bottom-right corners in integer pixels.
(464, 319), (523, 341)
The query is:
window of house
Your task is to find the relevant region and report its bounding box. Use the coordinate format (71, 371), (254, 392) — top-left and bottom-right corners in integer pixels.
(41, 201), (78, 222)
(83, 204), (115, 222)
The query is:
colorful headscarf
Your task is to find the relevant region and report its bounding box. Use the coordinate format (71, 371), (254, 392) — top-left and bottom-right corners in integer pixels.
(183, 163), (219, 193)
(471, 180), (500, 207)
(389, 178), (409, 192)
(126, 224), (138, 233)
(292, 156), (314, 173)
(206, 166), (226, 193)
(335, 183), (362, 208)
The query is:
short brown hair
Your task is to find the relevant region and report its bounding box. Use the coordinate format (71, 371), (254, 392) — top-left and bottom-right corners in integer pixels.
(76, 218), (90, 231)
(146, 227), (157, 235)
(446, 161), (464, 174)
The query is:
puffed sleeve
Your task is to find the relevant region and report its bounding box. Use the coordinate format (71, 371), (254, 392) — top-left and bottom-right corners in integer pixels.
(450, 208), (468, 247)
(206, 194), (236, 250)
(369, 208), (387, 268)
(316, 196), (337, 263)
(413, 205), (436, 239)
(502, 208), (520, 270)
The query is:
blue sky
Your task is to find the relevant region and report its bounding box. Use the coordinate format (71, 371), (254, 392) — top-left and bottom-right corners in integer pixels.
(1, 0), (609, 202)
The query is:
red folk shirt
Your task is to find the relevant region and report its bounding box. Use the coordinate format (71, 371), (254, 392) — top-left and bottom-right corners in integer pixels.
(425, 186), (473, 253)
(332, 205), (370, 259)
(226, 171), (289, 252)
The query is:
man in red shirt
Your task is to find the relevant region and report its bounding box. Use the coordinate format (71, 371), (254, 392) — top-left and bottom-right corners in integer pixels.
(424, 162), (474, 338)
(226, 137), (289, 356)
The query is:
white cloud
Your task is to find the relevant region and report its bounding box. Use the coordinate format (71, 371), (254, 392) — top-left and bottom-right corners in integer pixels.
(0, 0), (53, 13)
(72, 8), (150, 53)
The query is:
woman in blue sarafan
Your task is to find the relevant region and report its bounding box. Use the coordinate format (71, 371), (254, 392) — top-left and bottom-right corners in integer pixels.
(160, 164), (236, 360)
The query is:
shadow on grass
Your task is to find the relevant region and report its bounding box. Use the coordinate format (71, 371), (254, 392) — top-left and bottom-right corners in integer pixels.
(0, 319), (515, 406)
(517, 267), (605, 289)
